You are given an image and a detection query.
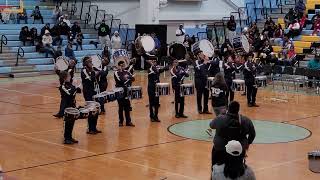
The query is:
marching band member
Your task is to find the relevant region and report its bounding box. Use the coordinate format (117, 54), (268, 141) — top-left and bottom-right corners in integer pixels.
(114, 61), (135, 127)
(171, 60), (189, 118)
(148, 59), (168, 122)
(54, 59), (76, 118)
(208, 51), (221, 77)
(59, 71), (81, 144)
(194, 50), (211, 114)
(97, 58), (109, 114)
(224, 55), (237, 104)
(243, 54), (259, 107)
(81, 56), (102, 134)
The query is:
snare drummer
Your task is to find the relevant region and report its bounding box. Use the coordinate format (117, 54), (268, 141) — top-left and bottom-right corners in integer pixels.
(97, 58), (110, 114)
(114, 61), (135, 127)
(171, 60), (189, 118)
(243, 53), (259, 107)
(224, 55), (237, 104)
(59, 71), (81, 144)
(194, 50), (212, 114)
(81, 56), (102, 134)
(148, 59), (169, 122)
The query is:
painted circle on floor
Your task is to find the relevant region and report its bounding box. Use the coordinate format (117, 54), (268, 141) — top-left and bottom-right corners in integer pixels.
(168, 119), (311, 144)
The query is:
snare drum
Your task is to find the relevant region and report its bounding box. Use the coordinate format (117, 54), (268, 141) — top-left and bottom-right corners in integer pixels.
(207, 77), (215, 89)
(128, 86), (143, 100)
(85, 101), (101, 115)
(255, 75), (267, 87)
(191, 39), (215, 58)
(180, 83), (195, 97)
(233, 35), (250, 55)
(113, 87), (124, 99)
(232, 79), (245, 91)
(79, 108), (90, 119)
(93, 93), (106, 103)
(156, 83), (170, 96)
(101, 91), (116, 102)
(64, 107), (80, 120)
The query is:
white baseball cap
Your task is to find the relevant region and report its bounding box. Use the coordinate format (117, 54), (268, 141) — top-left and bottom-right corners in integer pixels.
(225, 140), (243, 156)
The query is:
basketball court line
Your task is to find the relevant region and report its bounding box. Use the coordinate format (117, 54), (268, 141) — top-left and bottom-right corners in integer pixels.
(0, 87), (60, 100)
(255, 157), (305, 172)
(281, 114), (320, 123)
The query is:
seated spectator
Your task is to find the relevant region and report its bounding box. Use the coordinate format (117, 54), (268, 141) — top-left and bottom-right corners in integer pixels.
(65, 43), (76, 60)
(220, 39), (234, 58)
(260, 41), (273, 64)
(30, 27), (40, 45)
(17, 8), (28, 24)
(211, 140), (256, 180)
(263, 17), (275, 38)
(111, 31), (122, 50)
(75, 32), (84, 51)
(0, 10), (6, 24)
(295, 0), (306, 19)
(51, 24), (63, 46)
(209, 101), (256, 166)
(279, 35), (296, 66)
(312, 18), (320, 36)
(299, 13), (307, 29)
(41, 23), (51, 36)
(71, 22), (81, 40)
(42, 30), (54, 58)
(60, 14), (71, 27)
(0, 9), (10, 24)
(284, 8), (298, 27)
(19, 26), (32, 46)
(270, 24), (283, 45)
(57, 17), (71, 39)
(307, 54), (320, 87)
(287, 19), (301, 38)
(52, 5), (62, 21)
(249, 22), (259, 38)
(31, 6), (44, 24)
(310, 11), (320, 30)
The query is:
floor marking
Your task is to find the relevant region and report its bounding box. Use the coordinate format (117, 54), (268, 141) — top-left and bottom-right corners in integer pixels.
(107, 156), (198, 180)
(255, 157), (305, 172)
(0, 87), (60, 100)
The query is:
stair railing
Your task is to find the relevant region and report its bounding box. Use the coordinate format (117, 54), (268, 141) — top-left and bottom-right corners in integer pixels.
(0, 35), (7, 54)
(16, 47), (25, 66)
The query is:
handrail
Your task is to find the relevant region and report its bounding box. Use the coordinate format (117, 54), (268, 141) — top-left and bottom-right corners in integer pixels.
(213, 22), (225, 48)
(80, 1), (91, 20)
(16, 47), (24, 66)
(0, 35), (7, 54)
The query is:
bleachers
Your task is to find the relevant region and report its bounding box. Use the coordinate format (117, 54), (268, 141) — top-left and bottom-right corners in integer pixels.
(0, 0), (101, 77)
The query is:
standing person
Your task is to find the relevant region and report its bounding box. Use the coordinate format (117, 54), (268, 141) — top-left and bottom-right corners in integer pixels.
(30, 6), (44, 24)
(52, 5), (62, 21)
(98, 20), (111, 49)
(97, 58), (109, 114)
(194, 50), (211, 114)
(243, 54), (259, 107)
(71, 22), (81, 40)
(171, 60), (189, 118)
(175, 24), (186, 43)
(148, 59), (168, 122)
(58, 71), (82, 144)
(81, 56), (102, 134)
(307, 54), (320, 87)
(227, 15), (237, 44)
(75, 32), (84, 51)
(114, 61), (135, 127)
(224, 55), (237, 104)
(111, 31), (122, 50)
(209, 101), (256, 166)
(208, 51), (221, 77)
(211, 140), (256, 180)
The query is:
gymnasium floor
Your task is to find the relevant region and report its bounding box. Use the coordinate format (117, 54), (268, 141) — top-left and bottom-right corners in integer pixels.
(0, 72), (320, 180)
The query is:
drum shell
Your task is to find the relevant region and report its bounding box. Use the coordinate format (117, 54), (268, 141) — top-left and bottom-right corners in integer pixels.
(128, 86), (143, 100)
(180, 84), (195, 97)
(155, 83), (170, 96)
(64, 108), (80, 120)
(168, 42), (187, 60)
(113, 88), (124, 100)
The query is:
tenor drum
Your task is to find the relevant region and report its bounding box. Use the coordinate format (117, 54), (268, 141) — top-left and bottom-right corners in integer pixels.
(113, 87), (124, 99)
(85, 101), (101, 115)
(233, 35), (250, 55)
(156, 83), (170, 96)
(64, 107), (80, 120)
(255, 75), (267, 87)
(232, 79), (245, 91)
(100, 91), (116, 102)
(207, 77), (215, 89)
(135, 35), (155, 55)
(78, 108), (90, 119)
(128, 86), (143, 100)
(55, 56), (69, 71)
(180, 83), (195, 97)
(191, 39), (215, 58)
(93, 93), (106, 103)
(168, 42), (187, 60)
(308, 150), (320, 173)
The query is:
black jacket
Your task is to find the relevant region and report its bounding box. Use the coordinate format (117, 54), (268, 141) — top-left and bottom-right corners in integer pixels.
(243, 61), (257, 85)
(71, 24), (81, 34)
(19, 30), (30, 41)
(208, 57), (221, 77)
(98, 66), (108, 92)
(98, 23), (110, 37)
(148, 65), (168, 91)
(224, 62), (236, 85)
(194, 59), (209, 88)
(81, 68), (97, 101)
(211, 82), (228, 107)
(59, 82), (81, 110)
(171, 66), (189, 90)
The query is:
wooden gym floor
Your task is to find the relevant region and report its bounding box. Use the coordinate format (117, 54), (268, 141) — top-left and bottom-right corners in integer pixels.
(0, 72), (320, 180)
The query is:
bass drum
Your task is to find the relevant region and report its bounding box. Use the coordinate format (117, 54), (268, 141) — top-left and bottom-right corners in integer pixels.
(233, 35), (250, 55)
(191, 39), (214, 58)
(135, 35), (155, 55)
(55, 56), (69, 71)
(168, 42), (187, 60)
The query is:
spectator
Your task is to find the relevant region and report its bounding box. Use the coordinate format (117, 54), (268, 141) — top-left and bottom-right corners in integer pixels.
(295, 0), (306, 19)
(300, 13), (307, 28)
(58, 16), (71, 39)
(287, 19), (301, 38)
(101, 46), (110, 61)
(71, 21), (81, 40)
(211, 72), (228, 116)
(279, 35), (296, 66)
(270, 24), (284, 46)
(227, 15), (237, 43)
(62, 14), (71, 27)
(211, 140), (256, 180)
(111, 31), (122, 50)
(176, 24), (186, 43)
(220, 39), (233, 58)
(41, 23), (51, 36)
(17, 8), (28, 24)
(75, 32), (84, 51)
(209, 101), (256, 166)
(310, 11), (320, 30)
(65, 43), (76, 60)
(0, 10), (6, 24)
(0, 9), (10, 24)
(312, 17), (320, 35)
(284, 8), (298, 27)
(260, 41), (273, 64)
(263, 17), (275, 38)
(30, 27), (39, 45)
(19, 26), (32, 46)
(98, 19), (111, 49)
(55, 0), (63, 6)
(31, 6), (44, 24)
(42, 30), (54, 58)
(52, 5), (62, 21)
(307, 54), (320, 87)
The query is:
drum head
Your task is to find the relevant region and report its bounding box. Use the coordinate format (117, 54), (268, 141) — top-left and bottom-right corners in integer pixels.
(241, 35), (250, 53)
(141, 36), (155, 52)
(91, 55), (102, 70)
(199, 40), (214, 58)
(55, 56), (69, 71)
(169, 43), (186, 60)
(64, 107), (80, 115)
